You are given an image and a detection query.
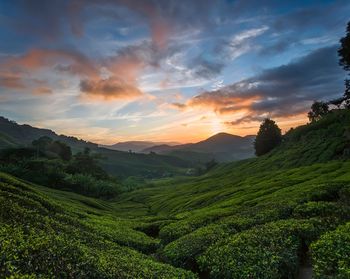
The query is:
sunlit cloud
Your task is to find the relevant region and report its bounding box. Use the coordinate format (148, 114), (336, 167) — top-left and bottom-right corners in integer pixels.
(80, 77), (142, 100)
(1, 0), (349, 143)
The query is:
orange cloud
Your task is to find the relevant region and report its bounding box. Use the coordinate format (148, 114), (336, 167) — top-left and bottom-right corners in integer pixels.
(4, 48), (98, 78)
(33, 87), (52, 95)
(0, 72), (25, 89)
(174, 90), (261, 115)
(80, 77), (142, 100)
(108, 54), (144, 84)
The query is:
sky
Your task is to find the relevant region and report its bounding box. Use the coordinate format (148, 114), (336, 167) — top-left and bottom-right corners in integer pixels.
(0, 0), (349, 144)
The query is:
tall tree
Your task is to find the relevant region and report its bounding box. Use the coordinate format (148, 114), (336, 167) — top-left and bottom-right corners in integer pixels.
(338, 21), (350, 108)
(254, 118), (282, 156)
(307, 101), (329, 122)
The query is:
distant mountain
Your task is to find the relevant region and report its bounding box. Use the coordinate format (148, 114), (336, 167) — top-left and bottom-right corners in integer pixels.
(102, 141), (180, 152)
(0, 116), (192, 178)
(143, 132), (255, 162)
(0, 116), (97, 150)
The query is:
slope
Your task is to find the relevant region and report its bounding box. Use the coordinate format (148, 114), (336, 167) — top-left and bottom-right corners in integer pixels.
(143, 133), (255, 162)
(102, 141), (180, 153)
(0, 172), (196, 278)
(110, 109), (350, 278)
(0, 116), (97, 150)
(1, 110), (350, 278)
(0, 116), (197, 179)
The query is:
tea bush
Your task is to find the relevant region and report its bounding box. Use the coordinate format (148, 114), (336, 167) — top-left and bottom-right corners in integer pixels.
(311, 222), (350, 278)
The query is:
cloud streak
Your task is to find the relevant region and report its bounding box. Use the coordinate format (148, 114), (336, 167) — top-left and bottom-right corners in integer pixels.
(80, 77), (142, 100)
(174, 46), (345, 124)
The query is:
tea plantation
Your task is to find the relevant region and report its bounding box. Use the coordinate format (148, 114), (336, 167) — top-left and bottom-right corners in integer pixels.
(1, 110), (350, 278)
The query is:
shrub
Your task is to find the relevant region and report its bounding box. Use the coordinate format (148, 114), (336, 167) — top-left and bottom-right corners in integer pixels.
(311, 222), (350, 278)
(198, 219), (333, 279)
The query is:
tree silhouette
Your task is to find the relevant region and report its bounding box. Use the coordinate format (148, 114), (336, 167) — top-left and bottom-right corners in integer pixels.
(338, 21), (350, 108)
(254, 118), (282, 156)
(307, 101), (329, 122)
(49, 141), (72, 161)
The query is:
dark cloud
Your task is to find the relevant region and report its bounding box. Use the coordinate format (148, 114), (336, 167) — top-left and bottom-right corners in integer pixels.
(179, 45), (345, 123)
(258, 0), (350, 56)
(171, 102), (186, 110)
(190, 55), (225, 79)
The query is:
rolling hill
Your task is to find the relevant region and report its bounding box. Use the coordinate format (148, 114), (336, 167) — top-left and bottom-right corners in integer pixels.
(0, 109), (349, 278)
(0, 116), (194, 178)
(0, 116), (97, 150)
(102, 141), (180, 153)
(143, 132), (255, 162)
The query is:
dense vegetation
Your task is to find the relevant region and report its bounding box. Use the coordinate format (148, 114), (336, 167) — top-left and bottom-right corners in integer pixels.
(0, 109), (349, 278)
(0, 140), (123, 199)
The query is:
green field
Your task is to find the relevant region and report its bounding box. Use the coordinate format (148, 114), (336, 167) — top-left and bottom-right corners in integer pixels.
(0, 110), (350, 278)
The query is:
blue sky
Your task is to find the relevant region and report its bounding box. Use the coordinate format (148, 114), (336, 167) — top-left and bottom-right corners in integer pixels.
(0, 0), (349, 143)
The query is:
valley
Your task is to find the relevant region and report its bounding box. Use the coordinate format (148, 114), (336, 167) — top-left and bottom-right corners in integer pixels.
(1, 110), (349, 278)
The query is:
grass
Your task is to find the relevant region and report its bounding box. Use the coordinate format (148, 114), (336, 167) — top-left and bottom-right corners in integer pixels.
(1, 109), (350, 278)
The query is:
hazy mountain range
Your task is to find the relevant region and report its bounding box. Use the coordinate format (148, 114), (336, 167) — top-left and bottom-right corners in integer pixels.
(100, 141), (180, 153)
(0, 116), (255, 165)
(141, 132), (255, 162)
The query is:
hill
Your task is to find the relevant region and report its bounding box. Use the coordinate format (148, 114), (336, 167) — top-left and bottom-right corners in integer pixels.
(0, 172), (196, 278)
(102, 141), (180, 153)
(97, 147), (192, 178)
(0, 116), (97, 150)
(0, 116), (195, 179)
(1, 109), (350, 278)
(143, 132), (255, 162)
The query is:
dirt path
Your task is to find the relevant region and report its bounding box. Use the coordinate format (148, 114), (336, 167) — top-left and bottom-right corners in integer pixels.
(297, 266), (313, 279)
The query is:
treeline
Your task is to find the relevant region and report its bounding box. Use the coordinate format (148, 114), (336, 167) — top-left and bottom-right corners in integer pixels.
(0, 136), (121, 199)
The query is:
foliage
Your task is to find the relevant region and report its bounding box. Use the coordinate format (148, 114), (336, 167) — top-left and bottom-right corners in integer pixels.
(308, 101), (330, 122)
(254, 118), (282, 156)
(198, 218), (336, 279)
(0, 110), (350, 278)
(311, 222), (350, 278)
(0, 173), (197, 278)
(66, 148), (108, 180)
(0, 144), (120, 199)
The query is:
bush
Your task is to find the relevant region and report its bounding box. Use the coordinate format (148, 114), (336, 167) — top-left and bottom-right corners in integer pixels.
(293, 201), (350, 219)
(198, 219), (334, 279)
(311, 222), (350, 278)
(63, 174), (120, 199)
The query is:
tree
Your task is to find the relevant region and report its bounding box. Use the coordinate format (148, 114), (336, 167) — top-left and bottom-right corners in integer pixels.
(32, 136), (53, 150)
(254, 118), (282, 156)
(67, 150), (107, 179)
(48, 141), (72, 161)
(338, 21), (350, 108)
(32, 136), (53, 157)
(307, 101), (329, 122)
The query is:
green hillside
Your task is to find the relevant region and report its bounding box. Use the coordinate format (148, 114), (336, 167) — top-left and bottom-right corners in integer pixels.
(143, 133), (255, 163)
(0, 116), (196, 179)
(0, 172), (196, 278)
(98, 147), (192, 178)
(0, 132), (18, 149)
(1, 110), (350, 278)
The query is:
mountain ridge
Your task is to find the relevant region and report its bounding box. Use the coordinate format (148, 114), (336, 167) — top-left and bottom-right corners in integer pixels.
(143, 132), (255, 162)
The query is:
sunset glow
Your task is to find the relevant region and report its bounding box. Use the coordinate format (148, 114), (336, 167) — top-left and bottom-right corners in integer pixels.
(0, 1), (348, 143)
